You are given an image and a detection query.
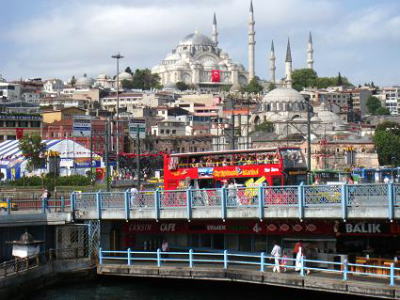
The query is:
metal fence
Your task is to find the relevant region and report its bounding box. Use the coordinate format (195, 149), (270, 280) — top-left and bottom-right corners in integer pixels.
(99, 249), (400, 287)
(0, 247), (89, 278)
(264, 186), (298, 206)
(3, 183), (400, 220)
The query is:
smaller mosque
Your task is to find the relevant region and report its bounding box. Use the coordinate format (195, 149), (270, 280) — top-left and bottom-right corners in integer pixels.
(151, 13), (250, 90)
(251, 37), (349, 140)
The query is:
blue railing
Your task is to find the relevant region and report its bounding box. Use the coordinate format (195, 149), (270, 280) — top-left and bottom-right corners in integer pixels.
(0, 196), (70, 215)
(98, 248), (400, 286)
(70, 183), (400, 220)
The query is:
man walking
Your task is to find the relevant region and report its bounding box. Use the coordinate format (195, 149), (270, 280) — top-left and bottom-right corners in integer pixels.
(271, 241), (282, 273)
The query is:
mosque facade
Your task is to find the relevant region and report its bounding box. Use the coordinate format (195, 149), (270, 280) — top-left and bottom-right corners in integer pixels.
(151, 13), (250, 90)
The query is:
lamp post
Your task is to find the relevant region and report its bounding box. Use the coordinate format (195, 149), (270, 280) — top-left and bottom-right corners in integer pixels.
(111, 53), (124, 175)
(305, 95), (312, 182)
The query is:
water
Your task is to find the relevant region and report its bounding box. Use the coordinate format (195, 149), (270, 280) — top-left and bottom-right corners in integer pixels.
(27, 277), (377, 300)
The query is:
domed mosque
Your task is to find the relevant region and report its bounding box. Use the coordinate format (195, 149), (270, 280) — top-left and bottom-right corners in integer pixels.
(152, 12), (251, 90)
(250, 38), (350, 139)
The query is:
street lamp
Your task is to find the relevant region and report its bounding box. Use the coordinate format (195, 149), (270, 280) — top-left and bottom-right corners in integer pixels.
(305, 95), (312, 181)
(111, 53), (124, 175)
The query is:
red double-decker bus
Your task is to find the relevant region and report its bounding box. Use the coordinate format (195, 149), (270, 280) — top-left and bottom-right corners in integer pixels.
(163, 147), (307, 190)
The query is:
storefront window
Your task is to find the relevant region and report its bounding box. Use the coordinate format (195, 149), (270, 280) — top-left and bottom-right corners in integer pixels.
(225, 235), (238, 251)
(213, 234), (224, 249)
(254, 235), (267, 252)
(239, 235), (252, 252)
(200, 235), (211, 248)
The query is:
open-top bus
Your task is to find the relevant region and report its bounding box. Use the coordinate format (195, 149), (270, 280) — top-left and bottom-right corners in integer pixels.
(163, 147), (307, 190)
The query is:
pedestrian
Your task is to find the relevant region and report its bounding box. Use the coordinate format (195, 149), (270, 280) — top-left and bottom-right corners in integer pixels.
(227, 180), (237, 205)
(129, 185), (139, 207)
(40, 189), (50, 212)
(293, 240), (303, 260)
(295, 245), (303, 272)
(161, 240), (169, 261)
(271, 241), (282, 273)
(281, 251), (289, 272)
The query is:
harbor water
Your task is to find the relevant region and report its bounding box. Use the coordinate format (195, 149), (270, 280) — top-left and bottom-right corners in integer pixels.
(28, 276), (376, 300)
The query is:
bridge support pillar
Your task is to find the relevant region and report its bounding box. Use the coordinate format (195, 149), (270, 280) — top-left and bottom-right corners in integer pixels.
(388, 183), (394, 221)
(223, 250), (228, 269)
(341, 184), (348, 221)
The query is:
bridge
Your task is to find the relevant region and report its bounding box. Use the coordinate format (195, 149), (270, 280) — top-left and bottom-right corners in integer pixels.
(1, 183), (400, 222)
(98, 248), (400, 299)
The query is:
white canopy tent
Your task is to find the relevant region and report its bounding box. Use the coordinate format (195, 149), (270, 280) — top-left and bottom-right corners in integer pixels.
(0, 139), (103, 180)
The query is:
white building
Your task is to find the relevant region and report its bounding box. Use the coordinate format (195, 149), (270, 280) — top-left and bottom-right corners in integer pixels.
(0, 82), (21, 102)
(43, 79), (64, 94)
(379, 87), (400, 115)
(152, 12), (252, 90)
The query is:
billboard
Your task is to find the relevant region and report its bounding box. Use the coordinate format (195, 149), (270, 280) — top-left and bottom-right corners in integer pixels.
(72, 116), (92, 137)
(129, 119), (146, 139)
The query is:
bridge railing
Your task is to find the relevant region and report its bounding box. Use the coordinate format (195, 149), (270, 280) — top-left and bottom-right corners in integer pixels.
(99, 249), (400, 286)
(68, 183), (400, 220)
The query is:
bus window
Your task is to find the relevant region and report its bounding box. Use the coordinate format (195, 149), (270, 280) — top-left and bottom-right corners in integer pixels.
(272, 176), (283, 186)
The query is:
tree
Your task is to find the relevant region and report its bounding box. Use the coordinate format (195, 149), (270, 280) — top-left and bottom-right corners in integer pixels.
(373, 121), (400, 165)
(366, 96), (388, 115)
(176, 81), (189, 91)
(337, 72), (343, 86)
(70, 76), (77, 87)
(131, 69), (162, 90)
(121, 79), (135, 89)
(19, 135), (46, 172)
(253, 121), (274, 133)
(375, 107), (390, 115)
(125, 66), (133, 74)
(241, 77), (263, 93)
(292, 69), (318, 91)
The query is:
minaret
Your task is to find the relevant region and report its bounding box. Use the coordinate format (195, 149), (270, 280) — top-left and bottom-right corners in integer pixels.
(285, 38), (293, 88)
(248, 0), (255, 82)
(212, 13), (218, 46)
(307, 32), (314, 69)
(269, 40), (276, 84)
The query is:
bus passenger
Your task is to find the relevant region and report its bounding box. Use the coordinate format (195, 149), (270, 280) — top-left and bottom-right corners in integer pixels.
(228, 180), (238, 205)
(206, 157), (213, 167)
(191, 158), (198, 168)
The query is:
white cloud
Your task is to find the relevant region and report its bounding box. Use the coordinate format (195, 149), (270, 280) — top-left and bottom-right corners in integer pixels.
(1, 0), (400, 85)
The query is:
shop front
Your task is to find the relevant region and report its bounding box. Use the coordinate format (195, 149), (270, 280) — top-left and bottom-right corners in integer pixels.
(118, 220), (338, 258)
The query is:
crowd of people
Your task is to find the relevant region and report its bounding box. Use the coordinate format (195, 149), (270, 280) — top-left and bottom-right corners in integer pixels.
(271, 240), (310, 274)
(184, 154), (280, 169)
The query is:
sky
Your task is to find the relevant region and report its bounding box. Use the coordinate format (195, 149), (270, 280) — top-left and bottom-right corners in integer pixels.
(0, 0), (400, 86)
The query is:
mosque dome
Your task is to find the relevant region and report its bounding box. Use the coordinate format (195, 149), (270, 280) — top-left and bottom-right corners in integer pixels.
(316, 102), (344, 125)
(97, 73), (109, 80)
(76, 74), (94, 88)
(179, 31), (216, 46)
(118, 71), (133, 81)
(263, 87), (305, 103)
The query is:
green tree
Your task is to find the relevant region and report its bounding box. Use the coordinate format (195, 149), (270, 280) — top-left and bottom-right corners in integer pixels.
(132, 69), (162, 90)
(337, 72), (343, 86)
(121, 79), (135, 89)
(253, 121), (274, 133)
(70, 75), (77, 87)
(125, 66), (133, 74)
(375, 107), (390, 115)
(366, 96), (386, 115)
(292, 69), (318, 91)
(176, 81), (189, 91)
(242, 77), (263, 93)
(19, 135), (46, 172)
(373, 121), (400, 165)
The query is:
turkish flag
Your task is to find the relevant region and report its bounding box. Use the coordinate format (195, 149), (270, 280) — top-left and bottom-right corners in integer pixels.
(16, 128), (24, 139)
(211, 69), (220, 82)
